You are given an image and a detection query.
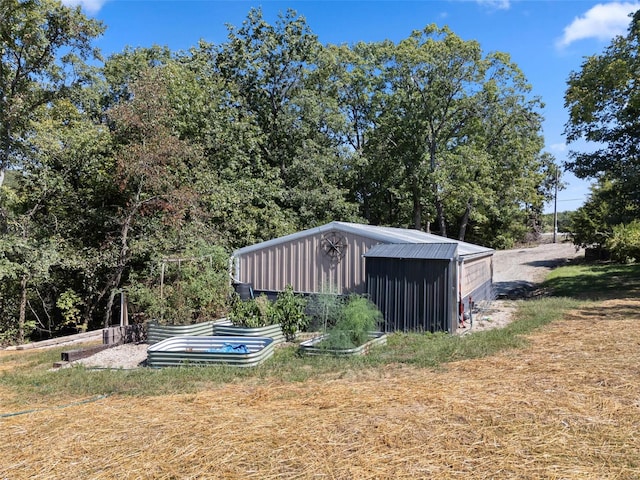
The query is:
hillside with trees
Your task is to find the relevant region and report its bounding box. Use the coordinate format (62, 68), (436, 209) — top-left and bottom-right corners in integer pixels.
(0, 1), (557, 344)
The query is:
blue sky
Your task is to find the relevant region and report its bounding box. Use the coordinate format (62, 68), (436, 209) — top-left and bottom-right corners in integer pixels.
(63, 0), (640, 214)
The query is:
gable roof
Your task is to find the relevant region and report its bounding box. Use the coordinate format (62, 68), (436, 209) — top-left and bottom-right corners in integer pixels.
(233, 221), (493, 260)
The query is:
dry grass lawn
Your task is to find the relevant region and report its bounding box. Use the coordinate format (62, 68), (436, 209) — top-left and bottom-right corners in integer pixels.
(2, 299), (640, 479)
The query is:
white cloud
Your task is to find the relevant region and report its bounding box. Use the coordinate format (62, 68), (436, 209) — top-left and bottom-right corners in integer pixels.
(476, 0), (511, 10)
(557, 2), (640, 48)
(550, 143), (567, 153)
(61, 0), (108, 15)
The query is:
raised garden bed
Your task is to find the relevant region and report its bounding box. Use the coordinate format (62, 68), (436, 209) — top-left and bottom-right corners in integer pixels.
(212, 323), (285, 345)
(147, 335), (275, 368)
(298, 331), (387, 356)
(147, 319), (232, 344)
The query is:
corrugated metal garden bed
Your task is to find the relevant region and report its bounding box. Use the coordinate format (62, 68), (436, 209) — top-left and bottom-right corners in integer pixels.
(147, 336), (275, 368)
(298, 332), (387, 356)
(147, 319), (232, 344)
(213, 323), (284, 345)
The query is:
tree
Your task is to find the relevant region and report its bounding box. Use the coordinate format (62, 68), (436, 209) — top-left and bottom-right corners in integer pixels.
(0, 0), (104, 187)
(102, 65), (206, 327)
(365, 26), (546, 241)
(564, 9), (640, 215)
(217, 8), (359, 231)
(0, 93), (114, 343)
(570, 178), (634, 249)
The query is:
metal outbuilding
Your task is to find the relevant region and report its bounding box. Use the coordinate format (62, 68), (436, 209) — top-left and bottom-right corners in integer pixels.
(364, 243), (458, 333)
(231, 221), (494, 333)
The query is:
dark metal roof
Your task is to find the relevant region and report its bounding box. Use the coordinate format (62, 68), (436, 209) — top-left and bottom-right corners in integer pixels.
(363, 243), (458, 260)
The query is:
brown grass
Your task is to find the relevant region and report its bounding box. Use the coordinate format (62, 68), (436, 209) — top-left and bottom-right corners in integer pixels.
(2, 299), (640, 479)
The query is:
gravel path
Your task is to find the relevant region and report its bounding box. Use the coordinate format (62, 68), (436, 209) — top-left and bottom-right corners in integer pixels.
(492, 240), (582, 298)
(460, 239), (583, 333)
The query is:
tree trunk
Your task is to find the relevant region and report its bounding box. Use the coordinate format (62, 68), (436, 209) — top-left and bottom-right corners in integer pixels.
(434, 191), (447, 237)
(458, 198), (473, 241)
(18, 275), (28, 344)
(103, 280), (120, 328)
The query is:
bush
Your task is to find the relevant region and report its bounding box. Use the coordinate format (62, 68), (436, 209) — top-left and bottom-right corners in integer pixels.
(271, 285), (308, 341)
(227, 294), (274, 328)
(126, 245), (230, 326)
(306, 290), (345, 332)
(606, 220), (640, 263)
(320, 295), (382, 349)
(228, 286), (309, 340)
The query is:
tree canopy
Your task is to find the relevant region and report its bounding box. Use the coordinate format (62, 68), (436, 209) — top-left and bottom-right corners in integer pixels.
(565, 9), (640, 246)
(0, 3), (553, 344)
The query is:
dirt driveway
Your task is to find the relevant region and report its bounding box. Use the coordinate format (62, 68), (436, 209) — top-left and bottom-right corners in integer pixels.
(492, 240), (583, 298)
(465, 240), (583, 332)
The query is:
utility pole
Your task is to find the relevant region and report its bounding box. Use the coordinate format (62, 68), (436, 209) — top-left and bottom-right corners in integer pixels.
(553, 165), (558, 244)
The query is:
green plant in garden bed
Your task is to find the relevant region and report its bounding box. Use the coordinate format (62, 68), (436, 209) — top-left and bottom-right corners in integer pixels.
(271, 285), (309, 341)
(227, 285), (308, 340)
(315, 295), (382, 350)
(227, 294), (273, 328)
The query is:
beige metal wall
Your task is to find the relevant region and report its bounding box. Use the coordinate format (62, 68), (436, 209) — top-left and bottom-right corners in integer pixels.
(460, 255), (492, 298)
(235, 230), (379, 294)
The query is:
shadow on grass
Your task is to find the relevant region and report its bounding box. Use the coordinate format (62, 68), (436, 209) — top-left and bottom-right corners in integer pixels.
(543, 261), (640, 300)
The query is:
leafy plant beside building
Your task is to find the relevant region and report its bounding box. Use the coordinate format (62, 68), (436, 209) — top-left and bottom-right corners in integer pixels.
(315, 295), (383, 350)
(228, 285), (308, 340)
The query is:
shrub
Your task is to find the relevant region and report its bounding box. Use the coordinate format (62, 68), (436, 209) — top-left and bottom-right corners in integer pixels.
(306, 289), (344, 332)
(227, 294), (274, 328)
(227, 286), (309, 339)
(126, 245), (230, 326)
(321, 295), (382, 349)
(271, 285), (308, 341)
(606, 220), (640, 263)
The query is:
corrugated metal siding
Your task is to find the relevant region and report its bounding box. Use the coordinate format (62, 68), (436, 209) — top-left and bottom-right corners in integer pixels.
(237, 230), (379, 294)
(461, 256), (492, 298)
(366, 257), (456, 333)
(463, 279), (493, 306)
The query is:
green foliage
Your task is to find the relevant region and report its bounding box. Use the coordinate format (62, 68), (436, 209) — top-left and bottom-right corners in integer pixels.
(228, 287), (308, 335)
(306, 287), (345, 332)
(126, 245), (230, 326)
(607, 220), (640, 264)
(540, 211), (573, 233)
(568, 179), (633, 249)
(56, 289), (83, 331)
(228, 294), (274, 328)
(317, 295), (382, 350)
(0, 0), (104, 178)
(564, 10), (640, 223)
(271, 285), (309, 341)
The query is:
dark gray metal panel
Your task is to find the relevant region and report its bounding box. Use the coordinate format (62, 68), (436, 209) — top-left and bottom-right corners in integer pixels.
(364, 243), (458, 260)
(463, 279), (494, 305)
(365, 257), (456, 333)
